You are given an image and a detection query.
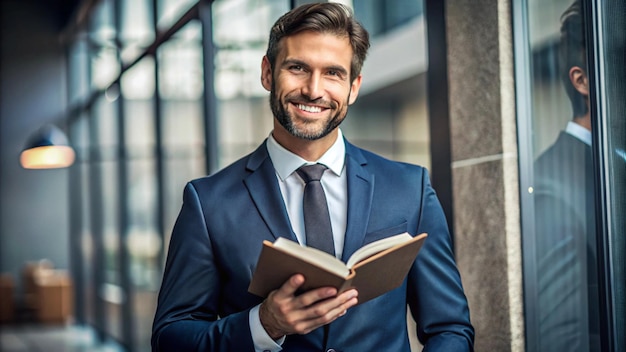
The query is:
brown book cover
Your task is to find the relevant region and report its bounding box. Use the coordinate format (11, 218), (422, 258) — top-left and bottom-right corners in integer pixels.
(248, 233), (427, 304)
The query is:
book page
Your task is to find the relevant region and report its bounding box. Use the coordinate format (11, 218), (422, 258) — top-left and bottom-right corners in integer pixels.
(346, 232), (413, 268)
(273, 237), (350, 277)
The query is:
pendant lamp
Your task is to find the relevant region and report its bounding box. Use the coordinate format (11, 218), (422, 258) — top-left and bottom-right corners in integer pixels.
(20, 124), (76, 169)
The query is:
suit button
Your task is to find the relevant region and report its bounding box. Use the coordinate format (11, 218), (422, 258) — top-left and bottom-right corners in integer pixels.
(326, 349), (336, 352)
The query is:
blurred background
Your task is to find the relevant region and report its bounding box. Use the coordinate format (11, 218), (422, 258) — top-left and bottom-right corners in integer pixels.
(0, 0), (624, 351)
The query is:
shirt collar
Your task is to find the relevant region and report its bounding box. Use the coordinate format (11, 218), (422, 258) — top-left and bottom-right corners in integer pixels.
(565, 121), (592, 146)
(564, 122), (626, 162)
(267, 129), (346, 181)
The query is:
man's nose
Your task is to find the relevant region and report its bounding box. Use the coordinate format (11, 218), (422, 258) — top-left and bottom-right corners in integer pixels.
(302, 74), (324, 100)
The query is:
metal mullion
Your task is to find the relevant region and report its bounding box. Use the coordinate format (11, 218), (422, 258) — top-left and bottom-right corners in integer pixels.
(584, 0), (617, 350)
(152, 0), (166, 273)
(199, 0), (219, 174)
(89, 108), (107, 342)
(425, 0), (455, 242)
(511, 0), (538, 350)
(112, 0), (133, 350)
(85, 30), (108, 342)
(67, 40), (86, 327)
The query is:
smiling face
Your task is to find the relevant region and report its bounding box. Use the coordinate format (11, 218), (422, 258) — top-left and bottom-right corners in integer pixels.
(261, 31), (362, 150)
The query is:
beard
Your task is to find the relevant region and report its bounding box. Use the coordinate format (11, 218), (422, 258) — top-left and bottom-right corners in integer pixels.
(270, 81), (349, 141)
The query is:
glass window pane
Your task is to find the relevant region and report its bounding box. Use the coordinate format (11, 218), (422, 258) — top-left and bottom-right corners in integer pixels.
(120, 44), (160, 349)
(519, 0), (601, 350)
(121, 57), (156, 102)
(158, 21), (203, 100)
(90, 0), (118, 90)
(127, 159), (160, 348)
(71, 115), (94, 327)
(157, 0), (196, 30)
(211, 0), (290, 168)
(68, 40), (91, 106)
(120, 0), (155, 63)
(92, 95), (123, 342)
(353, 0), (423, 36)
(91, 47), (119, 91)
(158, 19), (207, 253)
(348, 1), (430, 168)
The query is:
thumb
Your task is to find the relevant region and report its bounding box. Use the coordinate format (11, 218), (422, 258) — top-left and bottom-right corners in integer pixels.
(274, 274), (305, 298)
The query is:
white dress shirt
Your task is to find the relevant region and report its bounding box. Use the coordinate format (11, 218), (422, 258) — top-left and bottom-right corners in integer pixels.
(249, 129), (349, 352)
(566, 121), (591, 146)
(565, 121), (626, 162)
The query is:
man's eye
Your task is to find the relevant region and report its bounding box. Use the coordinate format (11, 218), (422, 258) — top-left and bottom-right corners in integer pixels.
(290, 65), (303, 71)
(327, 70), (345, 79)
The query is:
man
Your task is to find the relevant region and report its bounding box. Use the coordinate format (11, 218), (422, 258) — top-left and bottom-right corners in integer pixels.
(533, 1), (600, 351)
(152, 3), (474, 351)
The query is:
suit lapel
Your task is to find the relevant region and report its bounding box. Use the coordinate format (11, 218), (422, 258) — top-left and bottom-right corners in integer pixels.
(242, 140), (375, 257)
(243, 142), (297, 242)
(341, 142), (374, 262)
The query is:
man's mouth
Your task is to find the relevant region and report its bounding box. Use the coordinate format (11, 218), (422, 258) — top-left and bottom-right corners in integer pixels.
(296, 103), (324, 113)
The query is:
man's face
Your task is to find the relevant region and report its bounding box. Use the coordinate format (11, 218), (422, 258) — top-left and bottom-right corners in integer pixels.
(261, 31), (362, 141)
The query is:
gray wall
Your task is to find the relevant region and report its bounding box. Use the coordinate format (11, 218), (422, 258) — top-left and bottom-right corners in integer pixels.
(0, 1), (71, 296)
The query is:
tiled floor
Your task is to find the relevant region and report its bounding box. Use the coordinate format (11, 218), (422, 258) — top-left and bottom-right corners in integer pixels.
(0, 324), (125, 352)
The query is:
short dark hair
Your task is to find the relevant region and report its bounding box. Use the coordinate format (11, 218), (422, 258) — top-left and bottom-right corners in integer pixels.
(266, 2), (370, 83)
(559, 0), (587, 118)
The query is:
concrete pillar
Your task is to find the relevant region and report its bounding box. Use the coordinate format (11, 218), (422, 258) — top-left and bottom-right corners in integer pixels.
(445, 1), (524, 351)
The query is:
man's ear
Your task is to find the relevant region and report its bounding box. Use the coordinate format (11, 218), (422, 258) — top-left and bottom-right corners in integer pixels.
(348, 74), (362, 105)
(569, 66), (589, 96)
(261, 56), (272, 92)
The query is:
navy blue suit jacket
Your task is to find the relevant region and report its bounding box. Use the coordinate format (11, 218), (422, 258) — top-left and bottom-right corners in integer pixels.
(152, 140), (474, 351)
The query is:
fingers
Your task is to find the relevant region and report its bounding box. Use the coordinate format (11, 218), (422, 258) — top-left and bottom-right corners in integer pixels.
(297, 289), (358, 329)
(274, 274), (339, 309)
(287, 289), (359, 335)
(259, 275), (359, 338)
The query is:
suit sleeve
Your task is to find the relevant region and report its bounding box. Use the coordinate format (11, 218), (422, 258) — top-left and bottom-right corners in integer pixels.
(151, 182), (254, 352)
(407, 171), (475, 351)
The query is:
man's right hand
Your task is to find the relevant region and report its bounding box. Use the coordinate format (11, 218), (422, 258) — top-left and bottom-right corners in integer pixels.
(259, 274), (359, 340)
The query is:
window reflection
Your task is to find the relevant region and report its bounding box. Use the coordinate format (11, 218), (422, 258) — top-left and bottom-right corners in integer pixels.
(529, 1), (600, 350)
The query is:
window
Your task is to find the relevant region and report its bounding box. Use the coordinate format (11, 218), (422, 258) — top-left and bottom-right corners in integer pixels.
(515, 0), (625, 350)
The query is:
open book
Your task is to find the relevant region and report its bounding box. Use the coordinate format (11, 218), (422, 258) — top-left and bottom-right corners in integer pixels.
(248, 232), (427, 304)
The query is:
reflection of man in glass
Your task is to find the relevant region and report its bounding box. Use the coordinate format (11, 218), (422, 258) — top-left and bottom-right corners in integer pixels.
(533, 1), (600, 351)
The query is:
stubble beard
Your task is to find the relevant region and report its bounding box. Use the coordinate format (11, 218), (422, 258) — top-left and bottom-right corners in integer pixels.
(270, 82), (349, 141)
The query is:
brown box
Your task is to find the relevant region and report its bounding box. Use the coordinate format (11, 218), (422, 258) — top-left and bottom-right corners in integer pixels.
(0, 273), (15, 323)
(34, 270), (73, 324)
(22, 260), (53, 311)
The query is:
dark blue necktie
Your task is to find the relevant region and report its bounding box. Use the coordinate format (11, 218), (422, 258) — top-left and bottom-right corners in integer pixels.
(296, 164), (335, 256)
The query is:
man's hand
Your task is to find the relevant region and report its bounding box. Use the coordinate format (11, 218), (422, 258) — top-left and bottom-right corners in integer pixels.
(259, 274), (358, 340)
